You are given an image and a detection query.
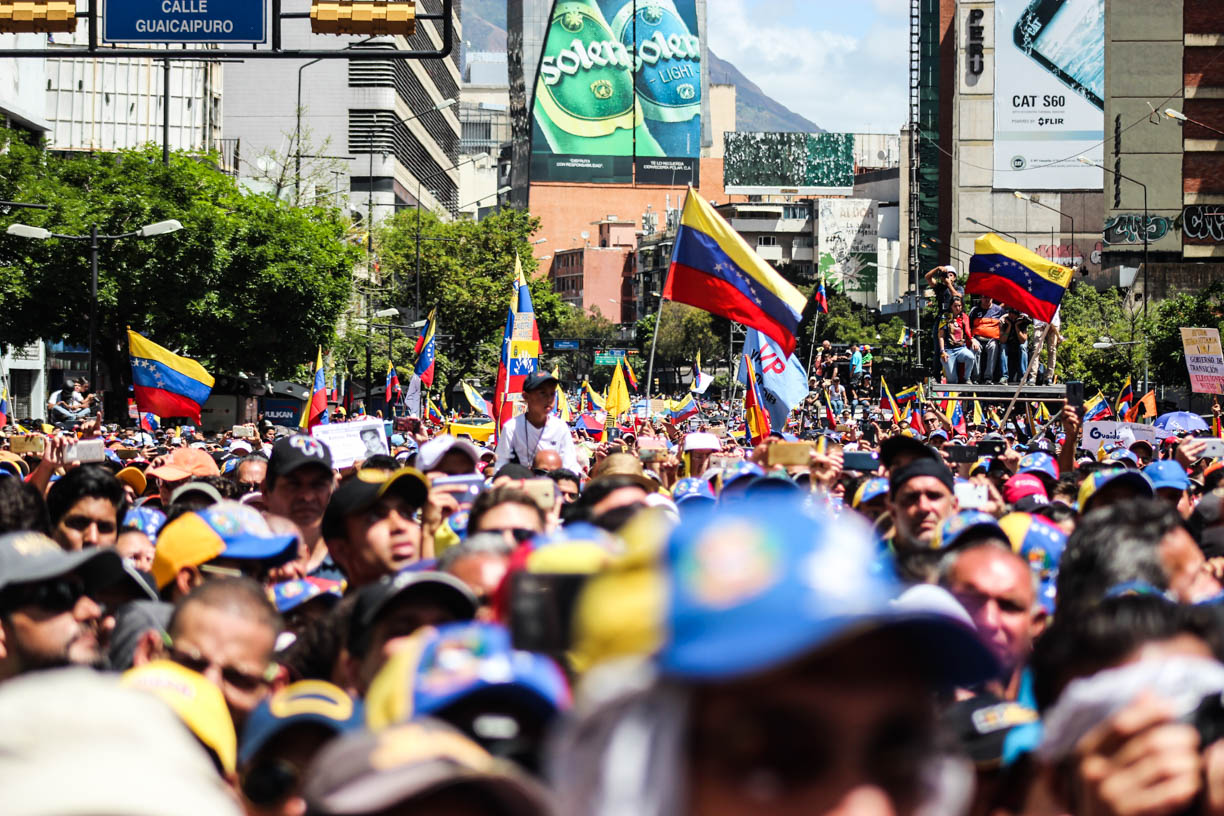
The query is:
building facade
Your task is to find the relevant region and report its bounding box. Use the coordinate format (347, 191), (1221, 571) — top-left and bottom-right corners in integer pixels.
(549, 218), (636, 322)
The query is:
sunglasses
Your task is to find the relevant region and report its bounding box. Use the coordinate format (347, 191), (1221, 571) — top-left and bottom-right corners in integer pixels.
(168, 644), (275, 693)
(61, 515), (117, 535)
(0, 577), (88, 615)
(241, 758), (300, 807)
(486, 527), (538, 543)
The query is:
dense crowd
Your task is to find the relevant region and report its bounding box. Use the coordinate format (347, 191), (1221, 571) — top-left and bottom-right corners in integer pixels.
(6, 365), (1224, 816)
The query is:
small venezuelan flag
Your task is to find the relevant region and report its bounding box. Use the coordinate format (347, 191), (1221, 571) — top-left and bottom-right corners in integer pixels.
(128, 329), (214, 424)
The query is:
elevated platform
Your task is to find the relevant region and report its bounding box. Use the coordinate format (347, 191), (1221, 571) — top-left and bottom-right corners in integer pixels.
(928, 383), (1067, 403)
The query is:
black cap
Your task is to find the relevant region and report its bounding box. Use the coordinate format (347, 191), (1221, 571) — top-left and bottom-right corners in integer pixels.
(322, 468), (431, 540)
(879, 435), (939, 469)
(940, 693), (1038, 769)
(268, 435), (334, 482)
(889, 457), (955, 496)
(348, 571), (477, 655)
(521, 371), (559, 393)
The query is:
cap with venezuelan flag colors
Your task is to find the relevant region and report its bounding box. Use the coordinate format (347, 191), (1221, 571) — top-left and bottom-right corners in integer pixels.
(239, 681), (363, 767)
(122, 660), (237, 775)
(151, 500), (299, 589)
(572, 496), (997, 685)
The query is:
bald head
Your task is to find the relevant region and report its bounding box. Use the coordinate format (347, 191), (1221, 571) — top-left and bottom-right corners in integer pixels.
(532, 449), (563, 472)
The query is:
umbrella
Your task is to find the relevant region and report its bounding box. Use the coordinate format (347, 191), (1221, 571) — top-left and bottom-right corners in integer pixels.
(1153, 411), (1208, 432)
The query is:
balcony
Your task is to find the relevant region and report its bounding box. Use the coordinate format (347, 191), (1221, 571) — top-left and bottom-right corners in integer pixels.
(756, 245), (783, 262)
(792, 246), (814, 262)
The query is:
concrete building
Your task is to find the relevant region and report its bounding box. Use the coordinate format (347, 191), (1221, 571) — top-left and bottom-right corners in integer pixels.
(459, 51), (510, 217)
(549, 218), (637, 323)
(224, 0), (461, 224)
(1099, 0), (1224, 297)
(715, 201), (816, 281)
(0, 32), (49, 135)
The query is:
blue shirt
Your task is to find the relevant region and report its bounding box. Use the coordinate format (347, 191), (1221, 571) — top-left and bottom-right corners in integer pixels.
(850, 350), (863, 374)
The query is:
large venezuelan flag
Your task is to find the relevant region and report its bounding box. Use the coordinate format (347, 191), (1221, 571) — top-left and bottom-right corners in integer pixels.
(413, 307), (437, 387)
(493, 255), (540, 428)
(966, 233), (1072, 323)
(665, 189), (807, 357)
(128, 330), (214, 423)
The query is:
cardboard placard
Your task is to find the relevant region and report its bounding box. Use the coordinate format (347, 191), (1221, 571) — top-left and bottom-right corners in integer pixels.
(310, 418), (389, 469)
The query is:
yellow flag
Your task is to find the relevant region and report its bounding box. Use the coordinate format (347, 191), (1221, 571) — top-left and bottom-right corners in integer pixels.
(972, 400), (984, 426)
(605, 360), (631, 420)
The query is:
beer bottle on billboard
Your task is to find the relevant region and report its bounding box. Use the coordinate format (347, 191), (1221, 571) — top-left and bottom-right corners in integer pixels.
(601, 0), (701, 157)
(533, 0), (663, 157)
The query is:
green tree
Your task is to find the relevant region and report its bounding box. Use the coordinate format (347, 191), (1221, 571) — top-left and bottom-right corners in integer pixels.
(1055, 283), (1144, 394)
(635, 302), (723, 394)
(1147, 280), (1224, 390)
(0, 134), (360, 417)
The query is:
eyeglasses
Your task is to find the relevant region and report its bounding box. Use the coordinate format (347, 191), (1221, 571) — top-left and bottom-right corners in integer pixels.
(61, 515), (117, 535)
(168, 644), (275, 693)
(484, 527), (538, 543)
(241, 758), (301, 807)
(0, 577), (87, 615)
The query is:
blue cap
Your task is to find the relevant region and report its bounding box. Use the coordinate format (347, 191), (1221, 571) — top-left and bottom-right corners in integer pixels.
(389, 433), (406, 446)
(270, 577), (344, 614)
(1104, 448), (1140, 466)
(123, 506), (166, 542)
(930, 510), (1006, 552)
(929, 429), (949, 440)
(239, 681), (363, 767)
(673, 477), (716, 504)
(1018, 452), (1059, 482)
(721, 461), (765, 487)
(851, 477), (889, 508)
(1077, 468), (1154, 512)
(971, 456), (993, 475)
(655, 497), (999, 685)
(1144, 460), (1190, 492)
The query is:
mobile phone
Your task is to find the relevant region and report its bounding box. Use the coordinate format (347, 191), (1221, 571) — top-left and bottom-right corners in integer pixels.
(708, 454), (738, 470)
(508, 572), (589, 657)
(115, 448), (142, 460)
(430, 474), (487, 508)
(955, 482), (989, 510)
(767, 441), (814, 467)
(842, 451), (880, 472)
(1199, 438), (1224, 459)
(1065, 381), (1085, 409)
(520, 478), (557, 511)
(606, 428), (622, 443)
(1012, 0), (1104, 110)
(638, 448), (666, 464)
(945, 444), (980, 464)
(978, 440), (1007, 457)
(9, 436), (44, 454)
(232, 424), (254, 439)
(64, 438), (105, 464)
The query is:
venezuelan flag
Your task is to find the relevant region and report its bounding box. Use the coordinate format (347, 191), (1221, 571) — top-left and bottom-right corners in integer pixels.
(1084, 391), (1111, 421)
(743, 353), (771, 444)
(813, 277), (829, 314)
(666, 189), (807, 356)
(880, 377), (901, 424)
(967, 233), (1072, 323)
(462, 382), (491, 417)
(583, 381), (606, 411)
(128, 329), (214, 423)
(1115, 377), (1133, 416)
(0, 387), (8, 429)
(426, 398), (444, 425)
(895, 385), (921, 405)
(413, 307), (437, 387)
(624, 362), (638, 391)
(300, 347), (328, 429)
(667, 393), (699, 422)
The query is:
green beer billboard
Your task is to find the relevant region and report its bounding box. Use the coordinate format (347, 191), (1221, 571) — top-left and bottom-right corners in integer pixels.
(529, 0), (702, 186)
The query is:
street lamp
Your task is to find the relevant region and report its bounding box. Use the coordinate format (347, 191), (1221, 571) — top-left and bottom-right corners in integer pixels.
(1164, 108), (1224, 138)
(409, 152), (484, 318)
(966, 216), (1018, 241)
(1013, 191), (1076, 271)
(1079, 155), (1149, 392)
(1092, 337), (1141, 350)
(7, 219), (183, 395)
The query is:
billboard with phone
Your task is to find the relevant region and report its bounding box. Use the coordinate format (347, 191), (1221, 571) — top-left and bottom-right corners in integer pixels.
(529, 0), (701, 186)
(994, 0), (1104, 190)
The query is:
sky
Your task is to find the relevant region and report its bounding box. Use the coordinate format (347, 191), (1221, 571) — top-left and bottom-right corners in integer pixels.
(707, 0), (910, 134)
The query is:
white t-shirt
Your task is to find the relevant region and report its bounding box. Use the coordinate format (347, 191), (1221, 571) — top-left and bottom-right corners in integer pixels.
(495, 413), (580, 473)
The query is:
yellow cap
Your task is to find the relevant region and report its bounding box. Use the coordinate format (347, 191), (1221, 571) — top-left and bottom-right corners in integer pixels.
(116, 466), (147, 497)
(151, 513), (225, 589)
(121, 660), (237, 775)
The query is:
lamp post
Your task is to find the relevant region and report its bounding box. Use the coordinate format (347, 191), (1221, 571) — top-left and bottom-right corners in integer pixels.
(1079, 156), (1149, 393)
(1165, 108), (1224, 138)
(1013, 191), (1076, 271)
(410, 148), (480, 317)
(966, 216), (1018, 241)
(7, 219), (183, 397)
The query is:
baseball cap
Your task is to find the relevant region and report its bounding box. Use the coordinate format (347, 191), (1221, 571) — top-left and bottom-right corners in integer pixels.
(107, 600), (173, 672)
(364, 621), (570, 732)
(573, 496), (998, 685)
(929, 428), (949, 441)
(879, 434), (938, 469)
(672, 477), (715, 505)
(146, 447), (220, 481)
(302, 718), (551, 816)
(521, 371), (559, 392)
(151, 500), (299, 590)
(682, 432), (720, 453)
(0, 531), (124, 595)
(267, 435), (333, 483)
(1104, 448), (1140, 468)
(1144, 460), (1191, 492)
(116, 466), (148, 497)
(1077, 468), (1155, 513)
(851, 476), (889, 509)
(238, 681), (363, 767)
(416, 436), (480, 473)
(348, 571), (478, 657)
(322, 468), (430, 541)
(1018, 452), (1059, 483)
(1003, 473), (1048, 505)
(888, 456), (955, 496)
(122, 660), (237, 775)
(941, 693), (1039, 770)
(930, 510), (1007, 552)
(999, 512), (1068, 611)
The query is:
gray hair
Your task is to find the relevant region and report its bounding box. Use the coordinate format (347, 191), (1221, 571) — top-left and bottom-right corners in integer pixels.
(437, 531), (514, 572)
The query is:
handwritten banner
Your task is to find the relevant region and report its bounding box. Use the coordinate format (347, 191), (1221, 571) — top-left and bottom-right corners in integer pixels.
(1181, 327), (1224, 394)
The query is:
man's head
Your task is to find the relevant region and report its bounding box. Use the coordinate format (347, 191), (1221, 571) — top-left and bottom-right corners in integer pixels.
(321, 468), (430, 588)
(415, 436), (479, 477)
(437, 532), (514, 614)
(548, 468), (581, 504)
(940, 542), (1044, 678)
(532, 448), (562, 473)
(232, 455), (268, 496)
(263, 436), (335, 533)
(0, 532), (124, 680)
(887, 458), (957, 550)
(165, 577), (282, 730)
(467, 486), (547, 546)
(45, 465), (125, 551)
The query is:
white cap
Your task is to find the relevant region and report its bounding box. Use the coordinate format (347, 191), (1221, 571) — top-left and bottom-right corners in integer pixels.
(416, 435), (481, 473)
(228, 439), (253, 454)
(682, 432), (720, 453)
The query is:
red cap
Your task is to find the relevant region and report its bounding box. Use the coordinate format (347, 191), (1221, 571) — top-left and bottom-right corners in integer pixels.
(1003, 472), (1048, 505)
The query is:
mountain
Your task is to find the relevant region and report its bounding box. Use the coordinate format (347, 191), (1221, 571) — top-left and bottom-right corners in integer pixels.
(460, 4), (821, 134)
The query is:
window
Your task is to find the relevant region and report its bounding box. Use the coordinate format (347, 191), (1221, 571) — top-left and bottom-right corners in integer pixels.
(783, 205), (809, 220)
(757, 235), (777, 247)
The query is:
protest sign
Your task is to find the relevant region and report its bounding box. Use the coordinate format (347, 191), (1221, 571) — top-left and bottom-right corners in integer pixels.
(311, 418), (389, 468)
(1181, 328), (1224, 394)
(1084, 420), (1160, 449)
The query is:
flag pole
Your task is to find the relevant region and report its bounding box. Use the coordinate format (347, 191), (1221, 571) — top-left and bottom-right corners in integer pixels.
(1000, 322), (1051, 425)
(645, 279), (666, 423)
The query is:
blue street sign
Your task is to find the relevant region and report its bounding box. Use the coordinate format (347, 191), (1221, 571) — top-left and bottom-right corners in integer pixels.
(552, 339), (580, 350)
(104, 0), (266, 44)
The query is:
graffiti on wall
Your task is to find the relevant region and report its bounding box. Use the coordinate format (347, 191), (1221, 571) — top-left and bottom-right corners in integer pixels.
(1183, 206), (1224, 244)
(1102, 213), (1173, 245)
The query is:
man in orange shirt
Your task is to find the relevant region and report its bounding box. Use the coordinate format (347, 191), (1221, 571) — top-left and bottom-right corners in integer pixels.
(969, 295), (1006, 384)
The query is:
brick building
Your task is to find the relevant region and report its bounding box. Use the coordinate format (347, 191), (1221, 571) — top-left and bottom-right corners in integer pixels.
(549, 218), (637, 323)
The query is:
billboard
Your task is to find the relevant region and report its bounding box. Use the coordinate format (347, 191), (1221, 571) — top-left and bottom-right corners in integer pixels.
(994, 0), (1104, 190)
(529, 0), (701, 186)
(818, 199), (879, 299)
(723, 132), (854, 196)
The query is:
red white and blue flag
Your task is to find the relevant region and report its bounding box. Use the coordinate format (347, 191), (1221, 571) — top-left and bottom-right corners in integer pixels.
(385, 362), (402, 409)
(413, 307), (437, 387)
(814, 277), (829, 314)
(493, 255), (539, 429)
(300, 347), (328, 429)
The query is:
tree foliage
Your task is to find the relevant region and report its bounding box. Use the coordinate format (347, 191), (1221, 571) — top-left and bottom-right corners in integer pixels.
(1055, 283), (1143, 394)
(0, 133), (360, 411)
(1147, 281), (1224, 391)
(634, 302), (724, 393)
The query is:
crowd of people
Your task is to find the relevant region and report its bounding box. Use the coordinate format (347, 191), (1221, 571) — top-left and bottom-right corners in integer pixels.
(5, 364), (1224, 816)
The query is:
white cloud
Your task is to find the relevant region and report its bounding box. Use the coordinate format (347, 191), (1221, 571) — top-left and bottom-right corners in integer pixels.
(708, 0), (909, 134)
